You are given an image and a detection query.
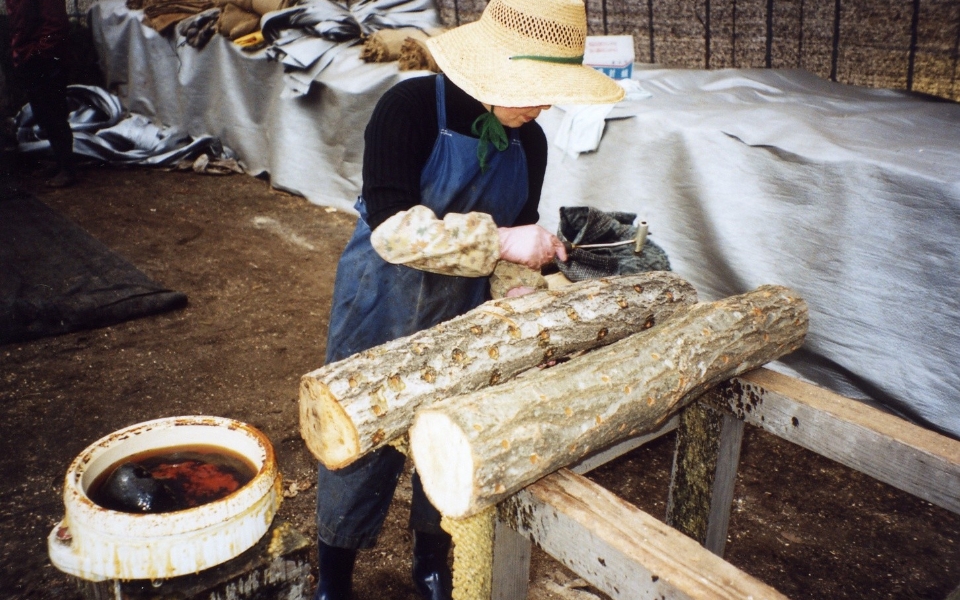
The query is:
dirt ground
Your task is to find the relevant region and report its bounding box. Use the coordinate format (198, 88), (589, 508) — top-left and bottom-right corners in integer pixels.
(1, 164), (959, 600)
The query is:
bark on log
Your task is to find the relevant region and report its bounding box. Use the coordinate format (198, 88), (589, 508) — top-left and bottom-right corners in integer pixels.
(409, 285), (808, 518)
(300, 272), (697, 469)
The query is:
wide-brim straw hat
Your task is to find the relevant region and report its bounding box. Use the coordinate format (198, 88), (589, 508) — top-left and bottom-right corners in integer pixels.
(426, 0), (626, 108)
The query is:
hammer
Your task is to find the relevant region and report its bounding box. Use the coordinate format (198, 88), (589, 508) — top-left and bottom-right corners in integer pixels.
(563, 221), (649, 253)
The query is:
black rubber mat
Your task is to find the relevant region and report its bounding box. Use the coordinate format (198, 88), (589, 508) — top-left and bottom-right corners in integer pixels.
(0, 188), (187, 344)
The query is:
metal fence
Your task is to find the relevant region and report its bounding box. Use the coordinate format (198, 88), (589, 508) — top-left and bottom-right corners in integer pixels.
(0, 1), (98, 20)
(1, 0), (958, 101)
(437, 0), (960, 102)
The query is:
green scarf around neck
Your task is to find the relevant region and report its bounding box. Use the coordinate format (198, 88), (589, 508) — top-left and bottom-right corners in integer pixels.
(471, 110), (509, 172)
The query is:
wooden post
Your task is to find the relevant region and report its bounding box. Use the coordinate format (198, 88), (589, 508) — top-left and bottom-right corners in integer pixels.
(490, 516), (531, 600)
(665, 393), (745, 556)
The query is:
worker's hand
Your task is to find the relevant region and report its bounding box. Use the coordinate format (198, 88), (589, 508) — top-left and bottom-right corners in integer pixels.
(498, 225), (567, 270)
(505, 286), (537, 298)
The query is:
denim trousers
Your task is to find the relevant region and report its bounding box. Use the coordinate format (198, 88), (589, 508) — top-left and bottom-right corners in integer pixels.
(316, 446), (444, 549)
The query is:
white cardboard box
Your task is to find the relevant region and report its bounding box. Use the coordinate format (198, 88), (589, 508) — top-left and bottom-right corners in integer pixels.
(584, 35), (635, 80)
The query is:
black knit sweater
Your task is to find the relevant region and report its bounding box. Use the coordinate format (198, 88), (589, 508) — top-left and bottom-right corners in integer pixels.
(361, 74), (548, 231)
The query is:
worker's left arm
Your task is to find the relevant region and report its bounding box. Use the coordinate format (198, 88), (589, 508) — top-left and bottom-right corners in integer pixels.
(370, 205), (502, 276)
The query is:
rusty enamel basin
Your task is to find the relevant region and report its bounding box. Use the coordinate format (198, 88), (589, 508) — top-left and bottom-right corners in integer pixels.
(47, 416), (282, 582)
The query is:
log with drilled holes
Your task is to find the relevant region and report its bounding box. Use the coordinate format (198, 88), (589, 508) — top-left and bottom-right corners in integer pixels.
(300, 272), (697, 469)
(409, 285), (808, 518)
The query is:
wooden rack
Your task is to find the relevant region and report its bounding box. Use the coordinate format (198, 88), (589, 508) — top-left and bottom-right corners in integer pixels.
(490, 367), (960, 599)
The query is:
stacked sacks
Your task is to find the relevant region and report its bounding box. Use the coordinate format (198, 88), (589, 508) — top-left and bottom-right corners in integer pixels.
(360, 26), (445, 72)
(127, 0), (216, 33)
(126, 0), (295, 43)
(214, 0), (298, 41)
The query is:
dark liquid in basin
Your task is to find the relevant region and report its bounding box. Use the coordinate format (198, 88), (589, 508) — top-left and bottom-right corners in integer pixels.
(88, 445), (258, 514)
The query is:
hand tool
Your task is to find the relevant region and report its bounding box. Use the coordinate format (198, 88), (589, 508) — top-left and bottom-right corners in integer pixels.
(563, 221), (648, 253)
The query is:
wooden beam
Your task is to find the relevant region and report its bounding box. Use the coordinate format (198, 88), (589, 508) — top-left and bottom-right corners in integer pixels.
(499, 468), (788, 600)
(490, 417), (677, 600)
(716, 368), (960, 515)
(486, 411), (701, 600)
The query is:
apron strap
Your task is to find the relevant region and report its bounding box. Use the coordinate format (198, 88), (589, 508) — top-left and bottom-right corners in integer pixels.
(435, 75), (447, 131)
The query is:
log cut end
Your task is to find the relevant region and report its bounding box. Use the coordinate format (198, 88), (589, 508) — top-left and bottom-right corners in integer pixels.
(299, 377), (360, 469)
(410, 411), (474, 518)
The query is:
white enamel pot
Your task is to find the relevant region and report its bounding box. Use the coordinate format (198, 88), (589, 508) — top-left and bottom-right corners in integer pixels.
(47, 416), (282, 582)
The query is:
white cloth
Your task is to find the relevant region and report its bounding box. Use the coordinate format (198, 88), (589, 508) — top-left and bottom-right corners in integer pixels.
(553, 79), (652, 158)
(553, 103), (614, 158)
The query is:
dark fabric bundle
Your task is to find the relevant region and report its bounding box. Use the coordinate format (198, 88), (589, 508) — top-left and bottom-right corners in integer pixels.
(177, 8), (221, 48)
(556, 206), (670, 282)
(0, 193), (188, 344)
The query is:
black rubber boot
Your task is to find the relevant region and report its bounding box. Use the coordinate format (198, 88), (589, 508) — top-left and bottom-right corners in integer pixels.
(313, 541), (357, 600)
(411, 530), (453, 600)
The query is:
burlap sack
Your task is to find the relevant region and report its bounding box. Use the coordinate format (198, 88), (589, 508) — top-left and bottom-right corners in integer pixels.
(360, 28), (428, 63)
(143, 0), (215, 33)
(216, 2), (259, 39)
(215, 0), (292, 14)
(398, 35), (441, 72)
(251, 0), (294, 15)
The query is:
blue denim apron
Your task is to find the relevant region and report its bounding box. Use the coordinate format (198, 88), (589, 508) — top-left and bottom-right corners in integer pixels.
(317, 75), (530, 548)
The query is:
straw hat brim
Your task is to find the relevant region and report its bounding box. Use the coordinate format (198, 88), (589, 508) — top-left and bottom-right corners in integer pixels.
(426, 21), (626, 108)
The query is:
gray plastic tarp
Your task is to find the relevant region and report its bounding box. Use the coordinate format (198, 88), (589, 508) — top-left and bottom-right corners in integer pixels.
(537, 69), (960, 438)
(16, 84), (230, 165)
(89, 0), (429, 206)
(89, 2), (960, 439)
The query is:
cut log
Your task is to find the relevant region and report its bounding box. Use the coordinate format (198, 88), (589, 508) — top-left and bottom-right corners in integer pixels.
(300, 272), (697, 469)
(409, 285), (808, 518)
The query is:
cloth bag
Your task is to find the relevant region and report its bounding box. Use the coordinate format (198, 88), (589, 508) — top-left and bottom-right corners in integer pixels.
(556, 206), (670, 281)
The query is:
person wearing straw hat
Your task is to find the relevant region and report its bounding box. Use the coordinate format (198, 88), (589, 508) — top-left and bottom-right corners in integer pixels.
(313, 0), (623, 598)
